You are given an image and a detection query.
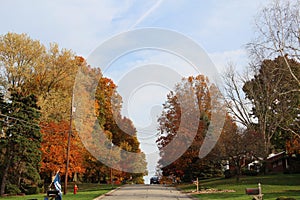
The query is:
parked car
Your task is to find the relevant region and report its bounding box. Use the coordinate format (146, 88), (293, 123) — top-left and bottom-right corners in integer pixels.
(150, 176), (160, 184)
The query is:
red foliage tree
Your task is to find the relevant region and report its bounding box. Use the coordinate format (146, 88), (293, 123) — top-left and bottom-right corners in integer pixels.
(40, 121), (86, 177)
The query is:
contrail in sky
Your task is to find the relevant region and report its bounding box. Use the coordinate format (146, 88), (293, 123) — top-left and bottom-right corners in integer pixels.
(129, 0), (163, 29)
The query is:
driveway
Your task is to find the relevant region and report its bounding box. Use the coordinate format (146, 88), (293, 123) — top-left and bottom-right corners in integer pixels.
(94, 184), (194, 200)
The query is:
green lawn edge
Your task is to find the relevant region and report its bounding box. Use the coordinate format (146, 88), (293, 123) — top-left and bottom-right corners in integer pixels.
(0, 183), (117, 200)
(177, 173), (300, 200)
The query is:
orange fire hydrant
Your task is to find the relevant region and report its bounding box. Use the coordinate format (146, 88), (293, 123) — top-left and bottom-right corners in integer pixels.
(73, 184), (78, 194)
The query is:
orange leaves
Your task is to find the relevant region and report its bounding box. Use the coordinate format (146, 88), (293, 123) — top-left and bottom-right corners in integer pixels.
(94, 101), (100, 116)
(0, 33), (147, 182)
(75, 56), (85, 65)
(40, 121), (86, 174)
(157, 75), (216, 176)
(286, 136), (300, 155)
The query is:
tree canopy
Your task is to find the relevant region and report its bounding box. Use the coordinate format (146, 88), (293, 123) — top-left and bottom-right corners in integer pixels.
(0, 32), (147, 195)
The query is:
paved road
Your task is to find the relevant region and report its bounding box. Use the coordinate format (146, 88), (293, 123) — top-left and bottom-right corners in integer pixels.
(95, 184), (194, 200)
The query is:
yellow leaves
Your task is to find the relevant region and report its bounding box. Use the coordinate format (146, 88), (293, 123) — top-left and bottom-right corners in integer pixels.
(0, 32), (45, 89)
(38, 90), (71, 122)
(0, 32), (82, 122)
(1, 32), (147, 178)
(105, 130), (113, 140)
(120, 141), (132, 152)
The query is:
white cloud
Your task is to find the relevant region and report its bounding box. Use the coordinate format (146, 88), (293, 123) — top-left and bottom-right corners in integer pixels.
(0, 0), (164, 57)
(129, 0), (164, 29)
(209, 49), (249, 73)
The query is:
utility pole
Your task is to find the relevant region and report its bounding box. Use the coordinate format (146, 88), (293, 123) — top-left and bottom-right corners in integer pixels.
(110, 142), (114, 189)
(110, 167), (113, 188)
(64, 94), (74, 195)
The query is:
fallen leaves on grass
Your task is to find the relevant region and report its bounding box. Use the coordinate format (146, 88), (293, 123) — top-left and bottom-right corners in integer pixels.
(192, 188), (236, 194)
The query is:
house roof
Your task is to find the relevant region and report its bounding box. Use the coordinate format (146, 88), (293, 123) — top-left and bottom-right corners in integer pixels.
(267, 151), (285, 160)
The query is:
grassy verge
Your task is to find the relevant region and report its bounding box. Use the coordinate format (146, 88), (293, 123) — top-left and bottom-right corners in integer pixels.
(0, 183), (116, 200)
(177, 173), (300, 200)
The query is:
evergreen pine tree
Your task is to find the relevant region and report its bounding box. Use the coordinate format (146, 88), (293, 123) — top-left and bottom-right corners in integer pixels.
(0, 91), (7, 192)
(0, 90), (41, 195)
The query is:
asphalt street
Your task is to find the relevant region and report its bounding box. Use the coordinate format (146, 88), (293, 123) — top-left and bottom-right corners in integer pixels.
(94, 184), (194, 200)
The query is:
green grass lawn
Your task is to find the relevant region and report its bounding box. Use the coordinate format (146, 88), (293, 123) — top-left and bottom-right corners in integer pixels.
(178, 173), (300, 200)
(0, 183), (116, 200)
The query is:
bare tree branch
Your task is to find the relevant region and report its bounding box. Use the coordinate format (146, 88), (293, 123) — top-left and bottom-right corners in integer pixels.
(222, 64), (253, 128)
(247, 0), (300, 87)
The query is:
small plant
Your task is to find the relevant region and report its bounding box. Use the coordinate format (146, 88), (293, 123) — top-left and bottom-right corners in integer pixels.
(5, 184), (21, 195)
(276, 197), (296, 200)
(24, 186), (40, 195)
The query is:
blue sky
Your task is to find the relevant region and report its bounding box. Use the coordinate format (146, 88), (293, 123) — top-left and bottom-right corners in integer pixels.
(1, 0), (266, 67)
(1, 0), (267, 181)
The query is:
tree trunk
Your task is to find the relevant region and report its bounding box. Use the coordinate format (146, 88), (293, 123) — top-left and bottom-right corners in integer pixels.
(0, 154), (12, 196)
(236, 165), (241, 182)
(260, 116), (269, 157)
(73, 172), (78, 183)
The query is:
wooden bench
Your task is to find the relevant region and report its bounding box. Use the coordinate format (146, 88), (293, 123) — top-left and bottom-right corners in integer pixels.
(245, 183), (263, 200)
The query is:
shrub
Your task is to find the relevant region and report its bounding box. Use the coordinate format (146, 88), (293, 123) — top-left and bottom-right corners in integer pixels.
(5, 184), (21, 195)
(24, 186), (40, 195)
(276, 197), (296, 200)
(242, 169), (258, 176)
(134, 176), (145, 184)
(224, 170), (232, 178)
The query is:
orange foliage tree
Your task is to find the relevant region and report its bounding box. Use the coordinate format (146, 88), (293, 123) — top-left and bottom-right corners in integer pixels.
(157, 75), (216, 181)
(94, 77), (147, 183)
(40, 121), (86, 179)
(72, 60), (147, 183)
(286, 136), (300, 155)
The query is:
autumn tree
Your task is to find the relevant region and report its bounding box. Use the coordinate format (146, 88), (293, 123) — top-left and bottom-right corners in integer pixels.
(0, 32), (80, 122)
(35, 48), (80, 122)
(94, 77), (147, 182)
(0, 92), (5, 136)
(287, 136), (300, 155)
(40, 121), (86, 181)
(82, 153), (111, 183)
(0, 33), (45, 91)
(209, 114), (264, 181)
(0, 90), (41, 195)
(243, 56), (300, 156)
(0, 32), (147, 187)
(157, 75), (226, 181)
(115, 117), (148, 183)
(222, 0), (299, 160)
(73, 63), (147, 183)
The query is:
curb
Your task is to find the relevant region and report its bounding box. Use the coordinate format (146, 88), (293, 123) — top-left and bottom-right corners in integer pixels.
(172, 185), (199, 200)
(93, 186), (121, 200)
